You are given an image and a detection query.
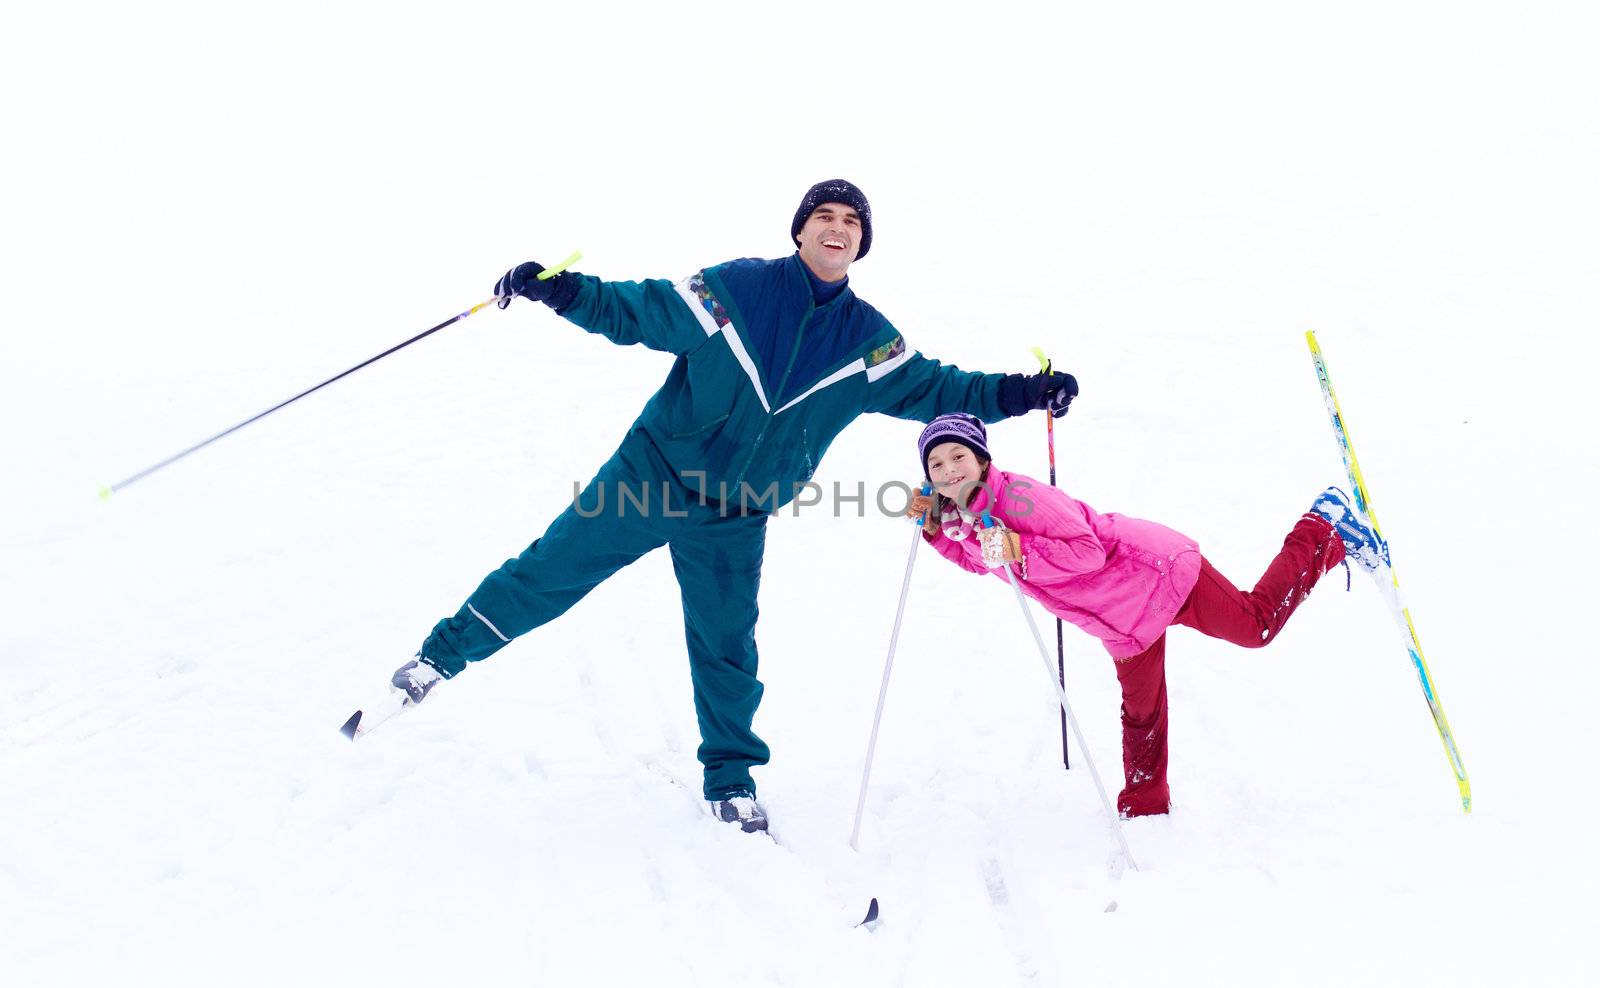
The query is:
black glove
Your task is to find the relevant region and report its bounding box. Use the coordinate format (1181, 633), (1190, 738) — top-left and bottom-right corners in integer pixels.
(493, 261), (578, 311)
(998, 371), (1078, 418)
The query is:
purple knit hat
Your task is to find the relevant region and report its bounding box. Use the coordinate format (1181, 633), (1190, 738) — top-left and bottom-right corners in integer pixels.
(917, 413), (990, 478)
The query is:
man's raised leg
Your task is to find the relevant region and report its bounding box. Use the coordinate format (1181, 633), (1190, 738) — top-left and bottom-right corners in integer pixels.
(419, 434), (673, 676)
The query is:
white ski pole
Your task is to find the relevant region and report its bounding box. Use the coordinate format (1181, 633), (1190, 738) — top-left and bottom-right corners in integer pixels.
(850, 493), (930, 851)
(990, 523), (1139, 871)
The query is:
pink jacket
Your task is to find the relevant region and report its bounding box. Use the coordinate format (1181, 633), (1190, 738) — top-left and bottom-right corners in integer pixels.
(923, 465), (1202, 659)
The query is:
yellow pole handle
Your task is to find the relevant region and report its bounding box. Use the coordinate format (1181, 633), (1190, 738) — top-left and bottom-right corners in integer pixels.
(538, 250), (583, 280)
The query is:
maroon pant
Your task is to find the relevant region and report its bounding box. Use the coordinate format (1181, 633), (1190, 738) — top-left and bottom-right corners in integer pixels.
(1114, 515), (1344, 817)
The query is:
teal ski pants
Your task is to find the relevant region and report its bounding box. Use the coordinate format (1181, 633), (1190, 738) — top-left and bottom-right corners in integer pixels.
(419, 428), (770, 800)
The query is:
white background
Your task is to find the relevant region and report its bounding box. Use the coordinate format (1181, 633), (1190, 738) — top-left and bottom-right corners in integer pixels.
(3, 2), (1596, 985)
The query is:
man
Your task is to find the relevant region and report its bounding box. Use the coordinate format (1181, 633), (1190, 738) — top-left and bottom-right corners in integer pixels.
(386, 179), (1077, 832)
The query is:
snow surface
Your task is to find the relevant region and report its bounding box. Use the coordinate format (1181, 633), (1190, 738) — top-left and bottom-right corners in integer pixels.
(4, 2), (1598, 985)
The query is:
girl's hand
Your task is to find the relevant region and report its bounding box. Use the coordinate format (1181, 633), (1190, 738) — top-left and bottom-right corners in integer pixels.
(979, 526), (1021, 567)
(906, 494), (933, 520)
(906, 494), (942, 534)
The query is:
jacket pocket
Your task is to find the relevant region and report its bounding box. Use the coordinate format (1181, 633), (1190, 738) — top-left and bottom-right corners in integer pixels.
(1130, 552), (1183, 631)
(667, 412), (730, 440)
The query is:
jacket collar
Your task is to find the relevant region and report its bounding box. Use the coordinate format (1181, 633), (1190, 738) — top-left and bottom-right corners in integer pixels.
(787, 252), (853, 308)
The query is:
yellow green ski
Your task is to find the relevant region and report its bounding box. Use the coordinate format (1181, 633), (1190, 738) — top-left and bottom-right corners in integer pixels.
(1306, 331), (1471, 813)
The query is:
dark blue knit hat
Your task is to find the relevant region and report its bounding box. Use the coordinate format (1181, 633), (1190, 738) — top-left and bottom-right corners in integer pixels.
(918, 413), (990, 477)
(791, 179), (873, 260)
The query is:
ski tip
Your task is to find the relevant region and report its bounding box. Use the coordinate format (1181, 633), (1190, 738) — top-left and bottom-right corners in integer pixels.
(857, 897), (880, 928)
(339, 711), (362, 740)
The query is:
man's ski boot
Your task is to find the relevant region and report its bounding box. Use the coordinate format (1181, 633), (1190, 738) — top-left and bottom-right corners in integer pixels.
(391, 656), (444, 704)
(710, 791), (769, 834)
(1309, 486), (1391, 577)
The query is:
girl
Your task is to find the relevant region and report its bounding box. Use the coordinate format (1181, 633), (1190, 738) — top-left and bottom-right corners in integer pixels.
(906, 413), (1387, 817)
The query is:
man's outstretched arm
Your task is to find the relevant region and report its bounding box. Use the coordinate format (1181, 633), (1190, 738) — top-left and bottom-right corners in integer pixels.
(495, 261), (708, 355)
(864, 338), (1078, 422)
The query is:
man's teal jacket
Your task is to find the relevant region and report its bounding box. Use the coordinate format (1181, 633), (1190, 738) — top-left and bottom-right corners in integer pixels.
(557, 253), (1010, 510)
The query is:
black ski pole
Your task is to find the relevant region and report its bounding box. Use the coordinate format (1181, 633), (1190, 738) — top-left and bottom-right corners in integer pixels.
(1031, 347), (1070, 770)
(99, 297), (495, 497)
(99, 252), (580, 498)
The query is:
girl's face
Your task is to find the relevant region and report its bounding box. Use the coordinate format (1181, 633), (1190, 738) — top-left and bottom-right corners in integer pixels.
(925, 441), (985, 500)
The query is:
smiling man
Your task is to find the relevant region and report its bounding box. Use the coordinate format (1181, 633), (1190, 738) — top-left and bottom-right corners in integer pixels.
(383, 179), (1078, 834)
(793, 199), (863, 281)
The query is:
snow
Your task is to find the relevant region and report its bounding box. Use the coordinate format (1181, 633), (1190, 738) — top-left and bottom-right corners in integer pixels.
(3, 1), (1598, 985)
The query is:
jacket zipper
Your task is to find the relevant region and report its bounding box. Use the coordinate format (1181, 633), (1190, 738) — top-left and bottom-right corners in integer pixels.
(730, 302), (813, 492)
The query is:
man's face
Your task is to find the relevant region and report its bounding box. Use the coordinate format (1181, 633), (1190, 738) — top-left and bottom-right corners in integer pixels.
(794, 202), (863, 282)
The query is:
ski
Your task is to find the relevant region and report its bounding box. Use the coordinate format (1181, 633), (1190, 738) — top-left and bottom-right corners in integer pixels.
(1306, 331), (1472, 813)
(338, 690), (410, 741)
(645, 760), (879, 927)
(857, 897), (880, 929)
